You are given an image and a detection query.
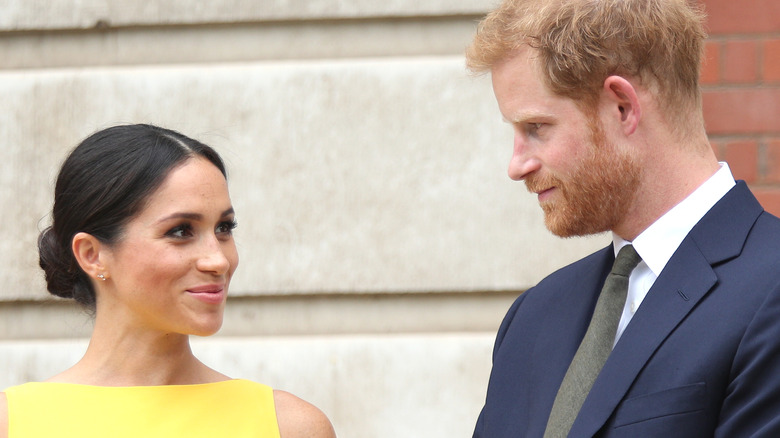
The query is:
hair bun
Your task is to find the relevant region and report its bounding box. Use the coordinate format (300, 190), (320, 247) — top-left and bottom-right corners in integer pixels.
(38, 227), (94, 306)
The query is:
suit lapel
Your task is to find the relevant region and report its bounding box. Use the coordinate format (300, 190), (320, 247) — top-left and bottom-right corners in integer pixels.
(567, 182), (763, 437)
(569, 244), (716, 436)
(526, 247), (614, 435)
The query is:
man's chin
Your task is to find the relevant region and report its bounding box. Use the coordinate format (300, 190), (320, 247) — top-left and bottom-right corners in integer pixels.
(543, 210), (609, 238)
(542, 210), (576, 237)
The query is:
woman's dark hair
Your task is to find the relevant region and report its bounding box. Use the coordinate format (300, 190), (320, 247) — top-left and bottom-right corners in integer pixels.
(38, 124), (227, 307)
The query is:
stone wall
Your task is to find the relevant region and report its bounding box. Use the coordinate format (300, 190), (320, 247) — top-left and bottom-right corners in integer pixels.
(0, 1), (607, 436)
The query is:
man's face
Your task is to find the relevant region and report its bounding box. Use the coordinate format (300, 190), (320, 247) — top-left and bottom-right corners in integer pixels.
(491, 48), (640, 237)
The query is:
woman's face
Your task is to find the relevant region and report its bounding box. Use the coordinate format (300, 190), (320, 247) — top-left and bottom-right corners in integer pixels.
(98, 157), (238, 337)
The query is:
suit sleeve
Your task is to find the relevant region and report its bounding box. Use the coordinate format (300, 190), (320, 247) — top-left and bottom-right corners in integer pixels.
(473, 291), (529, 438)
(716, 278), (780, 436)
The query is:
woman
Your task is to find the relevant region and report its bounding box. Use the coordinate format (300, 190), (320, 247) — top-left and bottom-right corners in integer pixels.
(0, 124), (335, 438)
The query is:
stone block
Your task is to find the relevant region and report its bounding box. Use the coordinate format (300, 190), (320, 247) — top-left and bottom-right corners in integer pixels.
(0, 57), (606, 301)
(1, 0), (495, 31)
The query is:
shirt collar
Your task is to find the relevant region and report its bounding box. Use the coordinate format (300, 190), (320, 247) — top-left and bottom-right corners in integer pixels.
(613, 162), (736, 276)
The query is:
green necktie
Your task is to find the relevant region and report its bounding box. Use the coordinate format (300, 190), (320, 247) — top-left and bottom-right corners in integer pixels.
(543, 244), (642, 438)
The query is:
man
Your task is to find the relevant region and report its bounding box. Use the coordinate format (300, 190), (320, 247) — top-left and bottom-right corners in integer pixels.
(467, 0), (780, 437)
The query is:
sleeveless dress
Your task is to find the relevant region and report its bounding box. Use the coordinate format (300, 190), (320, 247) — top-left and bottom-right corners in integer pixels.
(4, 379), (280, 438)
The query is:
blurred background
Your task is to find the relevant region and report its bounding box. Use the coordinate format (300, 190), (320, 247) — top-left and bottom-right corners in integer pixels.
(0, 1), (777, 436)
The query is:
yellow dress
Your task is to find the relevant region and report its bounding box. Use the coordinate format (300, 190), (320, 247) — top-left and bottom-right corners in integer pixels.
(4, 379), (281, 438)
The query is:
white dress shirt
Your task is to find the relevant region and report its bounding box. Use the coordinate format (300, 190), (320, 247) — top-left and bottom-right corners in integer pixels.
(612, 163), (736, 346)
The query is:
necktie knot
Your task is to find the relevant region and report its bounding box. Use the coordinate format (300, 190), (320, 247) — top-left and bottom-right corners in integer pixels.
(611, 244), (642, 278)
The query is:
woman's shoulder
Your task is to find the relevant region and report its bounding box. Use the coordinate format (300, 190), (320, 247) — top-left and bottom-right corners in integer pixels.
(1, 391), (8, 438)
(273, 390), (336, 438)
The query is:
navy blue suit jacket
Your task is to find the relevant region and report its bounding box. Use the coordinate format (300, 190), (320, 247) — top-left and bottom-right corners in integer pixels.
(474, 182), (780, 437)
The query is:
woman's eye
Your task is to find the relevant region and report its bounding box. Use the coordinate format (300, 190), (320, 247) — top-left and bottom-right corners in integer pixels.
(216, 219), (238, 235)
(166, 224), (193, 238)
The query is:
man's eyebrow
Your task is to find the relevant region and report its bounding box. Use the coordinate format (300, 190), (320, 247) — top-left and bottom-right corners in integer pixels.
(503, 110), (555, 124)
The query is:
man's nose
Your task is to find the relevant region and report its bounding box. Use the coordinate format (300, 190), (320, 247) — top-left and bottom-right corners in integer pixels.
(507, 133), (541, 180)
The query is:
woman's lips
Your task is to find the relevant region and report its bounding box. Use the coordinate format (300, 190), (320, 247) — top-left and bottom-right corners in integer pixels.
(186, 284), (225, 304)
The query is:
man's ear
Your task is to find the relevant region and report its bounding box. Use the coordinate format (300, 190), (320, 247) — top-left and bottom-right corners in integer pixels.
(72, 232), (109, 282)
(602, 75), (641, 136)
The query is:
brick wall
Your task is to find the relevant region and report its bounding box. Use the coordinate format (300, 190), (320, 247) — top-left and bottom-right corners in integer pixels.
(700, 0), (780, 215)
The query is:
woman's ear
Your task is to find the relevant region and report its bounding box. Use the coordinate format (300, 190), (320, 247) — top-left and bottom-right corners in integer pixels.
(72, 232), (109, 282)
(602, 75), (642, 136)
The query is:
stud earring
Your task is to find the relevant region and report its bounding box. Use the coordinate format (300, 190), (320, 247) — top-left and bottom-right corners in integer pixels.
(97, 273), (106, 281)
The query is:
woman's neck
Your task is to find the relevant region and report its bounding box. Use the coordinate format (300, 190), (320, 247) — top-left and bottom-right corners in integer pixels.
(48, 319), (226, 386)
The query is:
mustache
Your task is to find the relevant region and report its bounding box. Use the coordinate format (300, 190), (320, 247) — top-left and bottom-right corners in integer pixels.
(525, 172), (562, 194)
